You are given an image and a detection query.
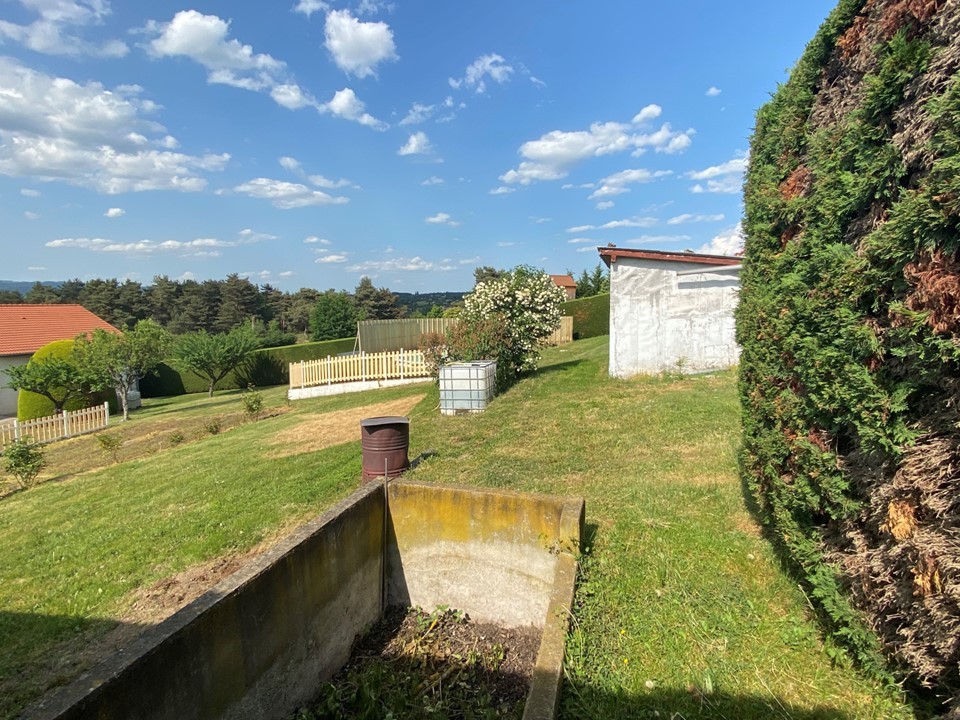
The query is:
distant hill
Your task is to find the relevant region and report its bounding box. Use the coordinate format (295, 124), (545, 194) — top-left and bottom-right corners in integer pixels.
(394, 291), (464, 316)
(0, 280), (61, 296)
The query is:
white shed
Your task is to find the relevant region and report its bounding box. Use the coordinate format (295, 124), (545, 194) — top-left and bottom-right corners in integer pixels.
(599, 247), (742, 378)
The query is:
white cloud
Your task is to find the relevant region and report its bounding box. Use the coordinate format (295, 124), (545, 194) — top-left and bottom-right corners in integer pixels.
(47, 236), (236, 253)
(398, 131), (433, 156)
(632, 104), (661, 123)
(319, 87), (387, 129)
(567, 237), (595, 244)
(529, 216), (551, 224)
(20, 188), (40, 197)
(667, 213), (725, 224)
(0, 0), (128, 58)
(24, 210), (39, 220)
(425, 212), (460, 226)
(596, 201), (614, 210)
(324, 9), (397, 78)
(270, 83), (315, 110)
(697, 221), (743, 256)
(27, 265), (46, 271)
(237, 228), (278, 242)
(278, 270), (295, 278)
(449, 54), (514, 93)
(500, 113), (694, 186)
(497, 241), (514, 247)
(147, 11), (285, 91)
(687, 156), (748, 180)
(347, 256), (455, 272)
(292, 0), (328, 17)
(316, 254), (348, 263)
(706, 86), (722, 97)
(304, 236), (331, 244)
(104, 207), (125, 218)
(488, 186), (515, 195)
(421, 176), (444, 186)
(691, 177), (742, 194)
(233, 178), (349, 208)
(687, 155), (747, 195)
(567, 216), (658, 233)
(588, 168), (672, 199)
(279, 156), (354, 188)
(0, 59), (230, 193)
(399, 102), (435, 126)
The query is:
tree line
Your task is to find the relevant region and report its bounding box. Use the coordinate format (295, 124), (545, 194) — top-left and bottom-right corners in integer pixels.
(2, 275), (409, 343)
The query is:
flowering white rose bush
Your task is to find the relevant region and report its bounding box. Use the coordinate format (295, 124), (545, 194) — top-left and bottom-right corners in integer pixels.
(457, 265), (565, 388)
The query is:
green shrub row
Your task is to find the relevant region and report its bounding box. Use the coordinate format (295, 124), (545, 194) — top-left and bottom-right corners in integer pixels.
(140, 337), (356, 397)
(739, 0), (960, 699)
(560, 293), (609, 339)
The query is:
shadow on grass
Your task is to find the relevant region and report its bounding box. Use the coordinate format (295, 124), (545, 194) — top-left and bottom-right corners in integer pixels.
(0, 611), (146, 720)
(735, 462), (943, 719)
(560, 680), (857, 719)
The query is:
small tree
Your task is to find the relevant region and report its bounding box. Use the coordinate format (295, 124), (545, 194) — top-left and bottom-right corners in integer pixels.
(5, 356), (88, 415)
(73, 320), (171, 421)
(173, 327), (262, 397)
(457, 265), (565, 389)
(309, 290), (358, 341)
(3, 438), (45, 490)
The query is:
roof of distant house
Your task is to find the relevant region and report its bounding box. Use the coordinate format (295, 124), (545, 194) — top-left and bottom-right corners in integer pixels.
(0, 304), (120, 357)
(598, 247), (742, 267)
(550, 274), (577, 288)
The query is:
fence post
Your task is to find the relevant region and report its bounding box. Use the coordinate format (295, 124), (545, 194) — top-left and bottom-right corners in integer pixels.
(361, 351), (366, 382)
(400, 348), (405, 380)
(104, 401), (110, 429)
(13, 418), (20, 441)
(327, 355), (332, 385)
(63, 409), (71, 438)
(300, 360), (305, 389)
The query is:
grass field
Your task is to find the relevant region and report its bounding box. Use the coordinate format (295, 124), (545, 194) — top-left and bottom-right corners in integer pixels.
(0, 337), (920, 719)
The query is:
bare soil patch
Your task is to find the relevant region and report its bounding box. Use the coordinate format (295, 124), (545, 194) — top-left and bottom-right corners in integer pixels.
(268, 394), (425, 458)
(294, 606), (540, 719)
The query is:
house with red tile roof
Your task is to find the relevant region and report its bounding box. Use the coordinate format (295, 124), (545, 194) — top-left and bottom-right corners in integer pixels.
(0, 305), (119, 417)
(549, 274), (577, 301)
(598, 247), (742, 377)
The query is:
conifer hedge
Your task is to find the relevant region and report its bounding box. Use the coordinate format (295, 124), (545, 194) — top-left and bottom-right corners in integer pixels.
(739, 0), (960, 706)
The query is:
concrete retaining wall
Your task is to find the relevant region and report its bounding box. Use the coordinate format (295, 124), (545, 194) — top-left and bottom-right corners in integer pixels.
(26, 481), (584, 720)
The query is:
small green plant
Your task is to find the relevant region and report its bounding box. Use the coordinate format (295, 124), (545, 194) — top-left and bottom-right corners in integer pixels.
(241, 385), (263, 421)
(3, 437), (45, 490)
(169, 430), (185, 446)
(204, 417), (222, 436)
(95, 432), (124, 464)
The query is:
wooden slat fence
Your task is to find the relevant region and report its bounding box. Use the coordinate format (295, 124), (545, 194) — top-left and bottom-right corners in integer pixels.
(0, 402), (110, 452)
(544, 316), (574, 346)
(357, 318), (458, 353)
(290, 349), (430, 390)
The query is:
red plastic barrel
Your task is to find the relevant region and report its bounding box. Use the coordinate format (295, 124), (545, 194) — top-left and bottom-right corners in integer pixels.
(360, 416), (410, 483)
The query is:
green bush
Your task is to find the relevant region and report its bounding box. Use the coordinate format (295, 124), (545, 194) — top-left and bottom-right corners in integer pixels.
(560, 293), (609, 339)
(3, 437), (45, 490)
(738, 0), (960, 702)
(140, 337), (356, 397)
(16, 339), (117, 421)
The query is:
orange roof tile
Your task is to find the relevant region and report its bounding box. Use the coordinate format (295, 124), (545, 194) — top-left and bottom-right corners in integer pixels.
(0, 304), (120, 356)
(598, 247), (742, 267)
(550, 274), (577, 288)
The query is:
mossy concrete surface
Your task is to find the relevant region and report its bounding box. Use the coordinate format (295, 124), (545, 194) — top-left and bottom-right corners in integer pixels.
(25, 480), (583, 720)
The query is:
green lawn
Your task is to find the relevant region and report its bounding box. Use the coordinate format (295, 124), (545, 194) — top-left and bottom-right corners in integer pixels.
(0, 337), (919, 719)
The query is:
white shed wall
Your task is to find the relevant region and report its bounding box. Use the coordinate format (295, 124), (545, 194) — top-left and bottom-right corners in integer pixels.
(608, 258), (740, 377)
(0, 354), (29, 417)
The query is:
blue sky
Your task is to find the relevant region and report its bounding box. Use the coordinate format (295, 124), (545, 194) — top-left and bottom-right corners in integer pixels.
(1, 0), (836, 292)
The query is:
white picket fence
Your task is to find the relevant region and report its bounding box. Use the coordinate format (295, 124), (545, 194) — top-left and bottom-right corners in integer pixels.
(289, 349), (430, 390)
(0, 402), (110, 452)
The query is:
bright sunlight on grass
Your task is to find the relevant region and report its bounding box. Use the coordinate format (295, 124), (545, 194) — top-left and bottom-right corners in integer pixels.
(0, 337), (918, 719)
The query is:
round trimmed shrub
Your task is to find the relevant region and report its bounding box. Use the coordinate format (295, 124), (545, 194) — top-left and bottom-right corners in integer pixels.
(17, 339), (117, 421)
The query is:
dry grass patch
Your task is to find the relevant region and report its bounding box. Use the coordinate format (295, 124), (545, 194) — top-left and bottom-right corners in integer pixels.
(268, 394), (425, 458)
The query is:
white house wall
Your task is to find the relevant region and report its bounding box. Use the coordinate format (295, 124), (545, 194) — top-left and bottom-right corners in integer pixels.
(609, 258), (740, 377)
(0, 354), (29, 417)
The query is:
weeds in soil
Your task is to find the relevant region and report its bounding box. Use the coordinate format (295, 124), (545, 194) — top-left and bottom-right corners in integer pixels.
(241, 385), (263, 422)
(295, 606), (529, 720)
(95, 432), (123, 464)
(204, 418), (222, 436)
